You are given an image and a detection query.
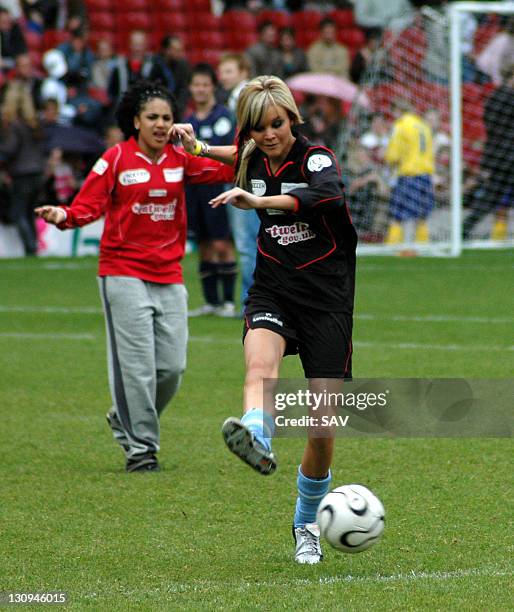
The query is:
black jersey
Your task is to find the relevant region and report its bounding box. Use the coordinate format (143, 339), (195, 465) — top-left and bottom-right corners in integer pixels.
(247, 135), (357, 313)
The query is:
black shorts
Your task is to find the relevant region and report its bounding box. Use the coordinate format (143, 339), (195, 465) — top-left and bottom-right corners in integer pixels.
(243, 293), (353, 379)
(186, 184), (232, 242)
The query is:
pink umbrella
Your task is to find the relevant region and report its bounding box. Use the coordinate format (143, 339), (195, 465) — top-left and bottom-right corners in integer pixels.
(287, 72), (370, 108)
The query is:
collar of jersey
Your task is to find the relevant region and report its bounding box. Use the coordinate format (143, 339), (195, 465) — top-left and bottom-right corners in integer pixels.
(129, 136), (168, 166)
(262, 136), (301, 177)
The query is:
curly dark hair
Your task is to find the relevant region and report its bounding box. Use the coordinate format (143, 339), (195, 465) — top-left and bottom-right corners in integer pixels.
(115, 80), (177, 140)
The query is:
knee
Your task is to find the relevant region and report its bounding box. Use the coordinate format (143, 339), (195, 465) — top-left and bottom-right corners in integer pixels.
(212, 240), (234, 260)
(158, 362), (185, 384)
(245, 354), (278, 383)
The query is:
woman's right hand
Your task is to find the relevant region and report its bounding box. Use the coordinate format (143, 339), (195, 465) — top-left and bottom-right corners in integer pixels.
(35, 206), (66, 225)
(169, 123), (197, 154)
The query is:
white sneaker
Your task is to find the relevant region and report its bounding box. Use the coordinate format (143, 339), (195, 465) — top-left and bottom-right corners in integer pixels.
(215, 301), (237, 318)
(188, 303), (217, 317)
(293, 523), (323, 564)
(221, 417), (277, 475)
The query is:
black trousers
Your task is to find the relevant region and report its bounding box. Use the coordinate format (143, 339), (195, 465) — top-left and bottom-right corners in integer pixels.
(10, 173), (43, 255)
(463, 171), (514, 239)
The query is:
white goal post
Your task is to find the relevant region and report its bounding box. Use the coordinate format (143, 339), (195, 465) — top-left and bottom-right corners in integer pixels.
(344, 1), (514, 256)
(450, 2), (514, 253)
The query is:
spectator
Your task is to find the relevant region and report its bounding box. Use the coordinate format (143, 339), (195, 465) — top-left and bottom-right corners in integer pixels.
(66, 71), (103, 130)
(300, 94), (346, 152)
(463, 63), (514, 240)
(21, 0), (46, 32)
(423, 3), (479, 84)
(350, 27), (382, 84)
(155, 35), (191, 118)
(40, 48), (75, 122)
(278, 26), (308, 79)
(185, 63), (238, 318)
(2, 53), (43, 110)
(353, 0), (414, 32)
(360, 111), (390, 164)
(40, 96), (60, 126)
(217, 52), (249, 112)
(103, 123), (123, 148)
(1, 0), (22, 20)
(0, 80), (46, 255)
(346, 140), (389, 236)
(384, 98), (435, 245)
(307, 17), (350, 79)
(476, 16), (514, 86)
(57, 26), (95, 85)
(91, 38), (115, 92)
(108, 30), (168, 107)
(245, 20), (283, 78)
(42, 147), (77, 205)
(0, 7), (27, 73)
(37, 0), (87, 31)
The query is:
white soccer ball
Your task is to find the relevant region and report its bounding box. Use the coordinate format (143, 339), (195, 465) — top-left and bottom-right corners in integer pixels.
(316, 484), (385, 553)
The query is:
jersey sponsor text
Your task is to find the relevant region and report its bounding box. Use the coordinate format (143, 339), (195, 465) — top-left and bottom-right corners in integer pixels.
(265, 222), (316, 245)
(132, 200), (177, 221)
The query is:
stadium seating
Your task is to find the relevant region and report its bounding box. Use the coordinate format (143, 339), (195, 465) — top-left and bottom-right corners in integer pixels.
(88, 12), (116, 31)
(154, 0), (185, 10)
(292, 10), (323, 32)
(257, 10), (292, 29)
(328, 9), (354, 29)
(32, 2), (370, 68)
(87, 0), (113, 9)
(220, 10), (257, 33)
(117, 12), (153, 31)
(188, 12), (221, 32)
(112, 0), (147, 11)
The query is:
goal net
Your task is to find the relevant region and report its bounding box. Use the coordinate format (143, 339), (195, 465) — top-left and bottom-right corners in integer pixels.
(344, 1), (514, 255)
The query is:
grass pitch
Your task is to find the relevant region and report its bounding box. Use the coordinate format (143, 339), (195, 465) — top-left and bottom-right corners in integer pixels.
(0, 250), (513, 610)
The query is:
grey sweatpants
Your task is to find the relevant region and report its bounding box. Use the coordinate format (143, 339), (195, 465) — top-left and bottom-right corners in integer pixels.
(98, 276), (188, 458)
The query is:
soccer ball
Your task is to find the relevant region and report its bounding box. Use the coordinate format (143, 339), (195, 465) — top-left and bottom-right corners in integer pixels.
(316, 484), (385, 553)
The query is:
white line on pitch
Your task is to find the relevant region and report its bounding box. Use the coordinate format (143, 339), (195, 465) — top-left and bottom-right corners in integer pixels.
(0, 262), (96, 270)
(0, 332), (96, 340)
(355, 313), (514, 324)
(188, 337), (514, 352)
(1, 332), (513, 352)
(1, 306), (513, 325)
(103, 567), (512, 597)
(0, 306), (102, 314)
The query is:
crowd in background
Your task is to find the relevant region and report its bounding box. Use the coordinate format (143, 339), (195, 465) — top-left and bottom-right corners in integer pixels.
(1, 0), (513, 256)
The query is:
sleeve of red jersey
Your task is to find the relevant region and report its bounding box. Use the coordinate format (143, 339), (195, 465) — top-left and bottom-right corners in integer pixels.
(184, 154), (235, 185)
(287, 147), (345, 214)
(58, 146), (119, 230)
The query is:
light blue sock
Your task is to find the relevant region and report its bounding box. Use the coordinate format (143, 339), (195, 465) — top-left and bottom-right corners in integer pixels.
(294, 466), (332, 528)
(241, 408), (275, 451)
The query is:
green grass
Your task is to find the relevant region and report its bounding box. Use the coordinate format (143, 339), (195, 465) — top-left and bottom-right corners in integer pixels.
(0, 250), (513, 610)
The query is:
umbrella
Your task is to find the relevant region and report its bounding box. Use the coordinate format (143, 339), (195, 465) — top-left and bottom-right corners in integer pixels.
(42, 124), (105, 155)
(287, 73), (370, 108)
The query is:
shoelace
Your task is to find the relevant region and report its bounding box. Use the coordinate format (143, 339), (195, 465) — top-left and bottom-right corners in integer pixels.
(299, 528), (321, 557)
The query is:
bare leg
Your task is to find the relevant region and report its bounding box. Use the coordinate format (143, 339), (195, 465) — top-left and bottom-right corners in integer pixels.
(243, 328), (286, 412)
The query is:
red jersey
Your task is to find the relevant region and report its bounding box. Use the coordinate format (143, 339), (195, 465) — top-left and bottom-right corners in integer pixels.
(60, 137), (234, 283)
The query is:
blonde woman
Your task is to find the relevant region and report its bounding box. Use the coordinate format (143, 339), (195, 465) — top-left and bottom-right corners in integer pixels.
(0, 81), (46, 255)
(175, 76), (357, 564)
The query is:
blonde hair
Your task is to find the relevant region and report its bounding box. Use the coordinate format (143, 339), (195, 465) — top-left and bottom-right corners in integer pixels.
(235, 75), (302, 189)
(1, 81), (38, 129)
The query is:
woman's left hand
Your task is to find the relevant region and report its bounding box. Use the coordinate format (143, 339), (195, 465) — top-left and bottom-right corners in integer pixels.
(168, 123), (197, 153)
(210, 187), (261, 210)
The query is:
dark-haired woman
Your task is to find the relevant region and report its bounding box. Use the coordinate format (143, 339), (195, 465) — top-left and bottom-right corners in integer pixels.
(36, 80), (234, 472)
